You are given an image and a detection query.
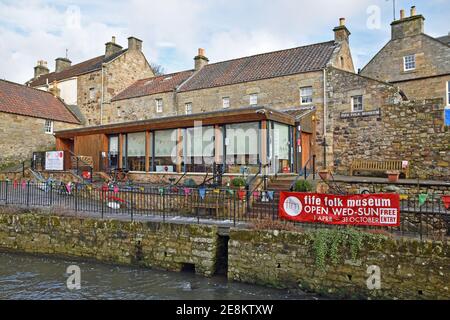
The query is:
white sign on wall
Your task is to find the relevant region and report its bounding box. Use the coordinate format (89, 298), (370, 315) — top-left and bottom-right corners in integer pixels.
(45, 151), (64, 171)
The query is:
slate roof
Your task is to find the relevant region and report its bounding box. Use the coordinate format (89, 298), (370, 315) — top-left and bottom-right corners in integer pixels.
(0, 80), (81, 124)
(27, 49), (127, 87)
(178, 41), (337, 92)
(436, 34), (450, 46)
(112, 70), (195, 102)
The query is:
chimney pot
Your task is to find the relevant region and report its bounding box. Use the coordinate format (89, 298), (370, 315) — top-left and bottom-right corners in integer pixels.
(411, 6), (417, 16)
(400, 9), (405, 19)
(198, 48), (205, 56)
(339, 18), (345, 26)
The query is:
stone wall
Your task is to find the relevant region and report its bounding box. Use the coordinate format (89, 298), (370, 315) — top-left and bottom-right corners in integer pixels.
(106, 91), (176, 124)
(327, 68), (449, 180)
(360, 33), (450, 102)
(0, 211), (219, 276)
(228, 228), (450, 299)
(0, 112), (79, 167)
(392, 74), (450, 102)
(77, 49), (153, 126)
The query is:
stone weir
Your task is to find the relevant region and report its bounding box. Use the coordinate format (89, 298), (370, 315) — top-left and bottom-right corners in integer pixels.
(0, 208), (448, 299)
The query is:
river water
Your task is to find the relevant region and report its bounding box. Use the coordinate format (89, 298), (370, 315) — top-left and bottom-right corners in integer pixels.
(0, 252), (317, 300)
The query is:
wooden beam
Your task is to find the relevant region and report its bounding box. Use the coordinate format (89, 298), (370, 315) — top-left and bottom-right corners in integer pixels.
(261, 121), (268, 166)
(176, 128), (183, 173)
(118, 133), (123, 169)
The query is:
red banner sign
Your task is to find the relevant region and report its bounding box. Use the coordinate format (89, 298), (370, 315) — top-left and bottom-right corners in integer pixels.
(279, 192), (400, 227)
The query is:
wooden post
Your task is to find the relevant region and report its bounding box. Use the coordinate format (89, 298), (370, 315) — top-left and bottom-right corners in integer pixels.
(214, 125), (221, 164)
(145, 131), (150, 172)
(118, 133), (123, 169)
(261, 121), (268, 166)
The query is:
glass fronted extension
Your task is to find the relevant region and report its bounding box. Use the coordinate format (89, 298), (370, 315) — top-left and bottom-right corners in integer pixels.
(113, 121), (293, 174)
(55, 107), (314, 175)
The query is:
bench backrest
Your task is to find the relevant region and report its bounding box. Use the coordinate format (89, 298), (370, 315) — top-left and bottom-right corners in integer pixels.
(352, 160), (404, 171)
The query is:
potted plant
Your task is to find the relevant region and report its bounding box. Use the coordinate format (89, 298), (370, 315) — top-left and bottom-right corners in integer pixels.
(386, 170), (400, 183)
(293, 180), (313, 192)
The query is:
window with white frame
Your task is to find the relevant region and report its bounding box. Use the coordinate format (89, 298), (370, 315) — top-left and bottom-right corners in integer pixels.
(403, 55), (416, 71)
(222, 97), (230, 109)
(249, 94), (258, 105)
(155, 99), (163, 113)
(351, 95), (363, 112)
(185, 102), (192, 115)
(44, 120), (53, 134)
(300, 86), (313, 104)
(89, 87), (96, 101)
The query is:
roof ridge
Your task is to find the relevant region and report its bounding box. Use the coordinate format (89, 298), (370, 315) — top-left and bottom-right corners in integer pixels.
(0, 78), (60, 98)
(39, 54), (105, 78)
(136, 69), (195, 83)
(204, 40), (336, 67)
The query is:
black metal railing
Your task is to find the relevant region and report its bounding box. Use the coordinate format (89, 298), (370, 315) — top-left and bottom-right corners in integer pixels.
(0, 180), (448, 239)
(290, 154), (316, 191)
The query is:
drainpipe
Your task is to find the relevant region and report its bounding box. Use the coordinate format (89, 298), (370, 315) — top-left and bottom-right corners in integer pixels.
(100, 63), (105, 125)
(322, 68), (327, 167)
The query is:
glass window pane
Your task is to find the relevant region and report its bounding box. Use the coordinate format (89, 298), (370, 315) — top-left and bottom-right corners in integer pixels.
(154, 129), (177, 172)
(127, 132), (146, 171)
(225, 122), (260, 173)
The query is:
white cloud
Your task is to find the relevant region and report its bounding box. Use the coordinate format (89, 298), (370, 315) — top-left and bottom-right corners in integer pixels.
(1, 0), (449, 82)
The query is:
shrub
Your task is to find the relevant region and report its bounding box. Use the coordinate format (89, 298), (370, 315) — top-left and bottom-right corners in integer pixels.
(231, 177), (246, 188)
(293, 180), (313, 192)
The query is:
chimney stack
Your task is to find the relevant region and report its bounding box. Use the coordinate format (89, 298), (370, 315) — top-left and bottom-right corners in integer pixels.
(194, 48), (209, 71)
(105, 36), (123, 58)
(333, 18), (351, 43)
(55, 57), (72, 73)
(128, 36), (143, 51)
(34, 60), (49, 79)
(391, 6), (424, 40)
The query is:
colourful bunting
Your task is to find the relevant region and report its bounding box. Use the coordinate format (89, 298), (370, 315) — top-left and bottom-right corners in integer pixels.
(267, 191), (274, 201)
(113, 185), (119, 194)
(442, 196), (450, 210)
(21, 180), (26, 190)
(13, 180), (18, 189)
(183, 188), (192, 196)
(199, 187), (206, 200)
(418, 194), (428, 206)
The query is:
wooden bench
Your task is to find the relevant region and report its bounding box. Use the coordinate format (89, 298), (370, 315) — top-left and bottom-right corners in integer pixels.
(350, 160), (409, 178)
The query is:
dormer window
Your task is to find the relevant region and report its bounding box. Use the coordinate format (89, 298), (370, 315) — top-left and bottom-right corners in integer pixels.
(403, 55), (416, 71)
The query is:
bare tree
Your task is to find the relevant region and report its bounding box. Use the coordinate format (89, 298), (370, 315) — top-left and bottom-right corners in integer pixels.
(150, 63), (165, 76)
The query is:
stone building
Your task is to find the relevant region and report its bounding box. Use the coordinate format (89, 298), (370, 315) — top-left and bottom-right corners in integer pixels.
(27, 36), (154, 126)
(326, 67), (449, 180)
(0, 80), (81, 166)
(106, 19), (356, 169)
(360, 6), (450, 108)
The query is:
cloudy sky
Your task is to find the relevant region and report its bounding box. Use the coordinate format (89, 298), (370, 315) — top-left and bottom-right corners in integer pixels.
(1, 0), (449, 83)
